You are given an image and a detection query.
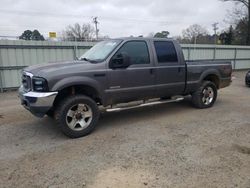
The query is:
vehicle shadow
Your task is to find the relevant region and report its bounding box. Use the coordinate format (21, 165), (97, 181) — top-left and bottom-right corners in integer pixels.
(32, 98), (191, 136)
(15, 96), (226, 140)
(9, 95), (226, 142)
(96, 97), (193, 132)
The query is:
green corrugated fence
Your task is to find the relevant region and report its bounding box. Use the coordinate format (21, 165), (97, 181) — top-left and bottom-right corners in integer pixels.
(181, 43), (250, 69)
(0, 39), (250, 91)
(0, 40), (95, 91)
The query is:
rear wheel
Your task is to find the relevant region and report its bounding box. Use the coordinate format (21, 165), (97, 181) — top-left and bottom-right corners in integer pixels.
(54, 95), (100, 138)
(191, 81), (217, 109)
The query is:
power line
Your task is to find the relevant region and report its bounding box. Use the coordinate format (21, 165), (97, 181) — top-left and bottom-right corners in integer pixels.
(0, 8), (177, 25)
(0, 8), (220, 26)
(0, 9), (91, 19)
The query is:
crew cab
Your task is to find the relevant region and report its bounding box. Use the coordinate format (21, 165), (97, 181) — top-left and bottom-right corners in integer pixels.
(19, 38), (232, 138)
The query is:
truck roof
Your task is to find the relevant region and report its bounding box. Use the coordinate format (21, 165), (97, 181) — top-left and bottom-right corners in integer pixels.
(114, 37), (176, 42)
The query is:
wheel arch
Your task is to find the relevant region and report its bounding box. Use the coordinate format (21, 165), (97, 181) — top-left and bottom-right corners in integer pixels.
(51, 77), (104, 108)
(200, 70), (221, 89)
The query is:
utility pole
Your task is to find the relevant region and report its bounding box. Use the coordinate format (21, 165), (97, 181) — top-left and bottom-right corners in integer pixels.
(212, 22), (219, 45)
(93, 17), (99, 40)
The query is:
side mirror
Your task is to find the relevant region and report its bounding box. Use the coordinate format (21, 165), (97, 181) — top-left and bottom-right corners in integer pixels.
(110, 52), (130, 69)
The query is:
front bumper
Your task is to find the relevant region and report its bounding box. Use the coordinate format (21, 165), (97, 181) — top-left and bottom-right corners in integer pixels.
(18, 85), (58, 117)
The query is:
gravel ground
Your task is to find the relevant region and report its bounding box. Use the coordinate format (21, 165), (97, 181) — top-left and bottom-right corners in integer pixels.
(0, 71), (250, 188)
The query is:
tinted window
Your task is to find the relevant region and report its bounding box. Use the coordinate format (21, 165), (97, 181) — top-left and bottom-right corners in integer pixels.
(154, 41), (178, 63)
(115, 41), (150, 64)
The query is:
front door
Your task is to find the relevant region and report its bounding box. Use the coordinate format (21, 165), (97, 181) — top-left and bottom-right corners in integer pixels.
(106, 40), (155, 104)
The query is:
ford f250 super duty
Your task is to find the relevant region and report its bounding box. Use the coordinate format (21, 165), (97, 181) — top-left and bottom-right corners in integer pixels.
(19, 38), (232, 138)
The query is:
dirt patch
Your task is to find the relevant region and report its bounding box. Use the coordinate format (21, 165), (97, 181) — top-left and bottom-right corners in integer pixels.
(233, 144), (250, 155)
(88, 167), (156, 188)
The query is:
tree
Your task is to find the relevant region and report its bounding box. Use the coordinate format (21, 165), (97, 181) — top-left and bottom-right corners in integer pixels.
(182, 24), (209, 43)
(19, 30), (44, 41)
(63, 23), (95, 41)
(154, 31), (170, 38)
(221, 0), (250, 45)
(234, 17), (248, 44)
(19, 30), (33, 40)
(31, 30), (45, 41)
(219, 25), (234, 44)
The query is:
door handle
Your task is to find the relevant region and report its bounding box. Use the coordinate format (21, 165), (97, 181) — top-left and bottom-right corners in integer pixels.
(178, 67), (181, 73)
(150, 68), (154, 74)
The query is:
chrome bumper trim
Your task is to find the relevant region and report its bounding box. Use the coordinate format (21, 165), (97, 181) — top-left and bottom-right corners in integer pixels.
(23, 91), (58, 98)
(18, 85), (58, 117)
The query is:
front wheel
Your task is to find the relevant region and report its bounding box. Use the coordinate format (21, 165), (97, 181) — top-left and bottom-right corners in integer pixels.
(54, 95), (100, 138)
(191, 81), (217, 109)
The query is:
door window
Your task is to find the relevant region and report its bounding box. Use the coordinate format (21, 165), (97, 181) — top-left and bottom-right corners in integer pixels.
(154, 41), (178, 63)
(115, 41), (150, 65)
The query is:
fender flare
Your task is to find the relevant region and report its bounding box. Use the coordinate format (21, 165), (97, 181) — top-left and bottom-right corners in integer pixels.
(51, 76), (104, 97)
(199, 69), (221, 85)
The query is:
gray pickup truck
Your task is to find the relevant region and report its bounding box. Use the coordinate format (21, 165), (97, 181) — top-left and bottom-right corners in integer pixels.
(19, 38), (232, 138)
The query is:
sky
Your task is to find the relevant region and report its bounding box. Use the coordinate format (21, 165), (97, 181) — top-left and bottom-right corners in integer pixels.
(0, 0), (236, 39)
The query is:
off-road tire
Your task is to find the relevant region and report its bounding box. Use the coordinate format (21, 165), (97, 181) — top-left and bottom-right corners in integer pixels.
(191, 81), (217, 109)
(54, 95), (100, 138)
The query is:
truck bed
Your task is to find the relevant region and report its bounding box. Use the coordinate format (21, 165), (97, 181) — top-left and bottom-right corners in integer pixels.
(185, 60), (232, 93)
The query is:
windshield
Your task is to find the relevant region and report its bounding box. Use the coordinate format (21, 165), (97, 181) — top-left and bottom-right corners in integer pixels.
(80, 39), (122, 62)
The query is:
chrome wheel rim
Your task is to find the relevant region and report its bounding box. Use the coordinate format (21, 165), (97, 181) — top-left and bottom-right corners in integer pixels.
(66, 104), (93, 131)
(202, 86), (214, 105)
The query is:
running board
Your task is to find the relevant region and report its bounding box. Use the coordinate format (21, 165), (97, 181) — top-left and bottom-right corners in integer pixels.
(106, 97), (184, 112)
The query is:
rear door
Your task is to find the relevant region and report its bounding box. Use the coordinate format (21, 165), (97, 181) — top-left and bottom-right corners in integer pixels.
(152, 40), (185, 97)
(106, 40), (156, 104)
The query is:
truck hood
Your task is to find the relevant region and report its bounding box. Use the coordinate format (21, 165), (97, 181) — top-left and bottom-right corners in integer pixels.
(24, 61), (98, 77)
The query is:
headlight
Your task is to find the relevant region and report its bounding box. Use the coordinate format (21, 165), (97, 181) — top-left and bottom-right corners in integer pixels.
(32, 77), (48, 92)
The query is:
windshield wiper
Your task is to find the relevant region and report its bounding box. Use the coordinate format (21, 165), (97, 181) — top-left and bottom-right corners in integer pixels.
(80, 57), (98, 63)
(81, 57), (90, 61)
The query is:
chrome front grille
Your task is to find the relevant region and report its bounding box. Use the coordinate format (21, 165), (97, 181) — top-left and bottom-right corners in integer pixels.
(22, 72), (32, 91)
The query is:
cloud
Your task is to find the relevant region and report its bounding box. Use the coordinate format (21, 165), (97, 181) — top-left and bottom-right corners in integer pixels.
(0, 0), (235, 38)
